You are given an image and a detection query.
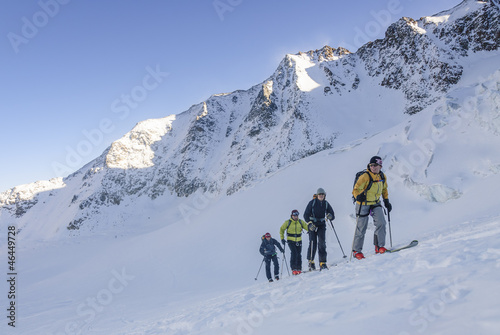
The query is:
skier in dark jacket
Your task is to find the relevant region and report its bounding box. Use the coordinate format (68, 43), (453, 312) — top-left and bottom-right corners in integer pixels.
(304, 188), (335, 270)
(259, 232), (285, 282)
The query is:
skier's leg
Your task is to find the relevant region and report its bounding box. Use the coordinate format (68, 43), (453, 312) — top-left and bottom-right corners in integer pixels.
(372, 205), (387, 247)
(295, 241), (302, 271)
(317, 226), (327, 263)
(272, 255), (280, 277)
(307, 230), (318, 261)
(288, 242), (297, 270)
(264, 257), (272, 280)
(353, 204), (370, 252)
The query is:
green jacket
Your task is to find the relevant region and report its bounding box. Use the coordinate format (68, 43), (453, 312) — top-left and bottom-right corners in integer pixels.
(280, 218), (308, 242)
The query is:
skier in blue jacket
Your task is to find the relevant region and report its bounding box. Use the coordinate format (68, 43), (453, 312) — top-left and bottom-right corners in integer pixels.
(259, 232), (285, 282)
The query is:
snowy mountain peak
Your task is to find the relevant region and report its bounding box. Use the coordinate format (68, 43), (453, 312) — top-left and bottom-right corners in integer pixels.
(296, 45), (352, 63)
(105, 116), (175, 169)
(1, 0), (499, 235)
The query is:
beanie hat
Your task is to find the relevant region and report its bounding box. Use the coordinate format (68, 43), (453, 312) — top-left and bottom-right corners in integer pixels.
(264, 232), (271, 238)
(317, 188), (326, 195)
(369, 156), (383, 166)
(291, 210), (299, 216)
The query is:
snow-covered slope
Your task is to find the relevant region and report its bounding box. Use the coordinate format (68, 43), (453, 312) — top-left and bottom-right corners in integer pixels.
(0, 54), (500, 335)
(1, 47), (499, 335)
(0, 1), (500, 334)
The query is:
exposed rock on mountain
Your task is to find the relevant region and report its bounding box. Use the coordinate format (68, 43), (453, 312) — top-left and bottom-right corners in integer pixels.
(1, 0), (498, 233)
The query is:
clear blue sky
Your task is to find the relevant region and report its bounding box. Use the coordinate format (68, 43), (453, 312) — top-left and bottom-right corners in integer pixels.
(0, 0), (460, 192)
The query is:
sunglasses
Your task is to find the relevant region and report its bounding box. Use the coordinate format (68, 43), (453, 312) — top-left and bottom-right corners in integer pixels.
(292, 212), (299, 216)
(317, 193), (325, 196)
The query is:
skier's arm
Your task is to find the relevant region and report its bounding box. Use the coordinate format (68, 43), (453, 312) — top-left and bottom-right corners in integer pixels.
(279, 221), (287, 240)
(382, 179), (389, 200)
(259, 243), (265, 256)
(352, 173), (370, 198)
(303, 201), (312, 222)
(326, 203), (335, 220)
(274, 239), (284, 253)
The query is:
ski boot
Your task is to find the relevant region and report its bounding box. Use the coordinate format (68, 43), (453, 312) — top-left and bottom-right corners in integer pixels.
(353, 251), (365, 260)
(319, 262), (328, 270)
(375, 246), (387, 254)
(308, 260), (316, 271)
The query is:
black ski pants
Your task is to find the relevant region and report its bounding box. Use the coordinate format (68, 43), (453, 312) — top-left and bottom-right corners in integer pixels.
(307, 225), (327, 263)
(287, 240), (303, 271)
(264, 254), (279, 280)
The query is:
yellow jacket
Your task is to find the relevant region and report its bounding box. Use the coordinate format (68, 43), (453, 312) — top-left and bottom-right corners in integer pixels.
(352, 170), (388, 205)
(280, 218), (308, 242)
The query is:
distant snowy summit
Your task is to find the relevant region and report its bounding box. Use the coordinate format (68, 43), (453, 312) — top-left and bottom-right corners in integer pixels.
(1, 0), (499, 234)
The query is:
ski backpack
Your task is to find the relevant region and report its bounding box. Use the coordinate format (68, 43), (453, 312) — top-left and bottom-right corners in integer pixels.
(352, 170), (385, 203)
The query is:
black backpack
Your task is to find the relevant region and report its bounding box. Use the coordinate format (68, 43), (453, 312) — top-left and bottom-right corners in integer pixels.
(352, 170), (385, 203)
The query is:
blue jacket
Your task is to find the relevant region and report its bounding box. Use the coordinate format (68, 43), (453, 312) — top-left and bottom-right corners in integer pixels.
(259, 237), (284, 257)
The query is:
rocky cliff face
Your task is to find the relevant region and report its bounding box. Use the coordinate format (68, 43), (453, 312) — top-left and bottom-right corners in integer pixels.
(1, 0), (499, 233)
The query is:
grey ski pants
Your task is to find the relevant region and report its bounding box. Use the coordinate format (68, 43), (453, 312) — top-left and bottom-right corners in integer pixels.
(353, 203), (386, 252)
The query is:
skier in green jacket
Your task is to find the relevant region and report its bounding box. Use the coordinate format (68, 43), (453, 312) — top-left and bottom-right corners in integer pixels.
(280, 209), (309, 275)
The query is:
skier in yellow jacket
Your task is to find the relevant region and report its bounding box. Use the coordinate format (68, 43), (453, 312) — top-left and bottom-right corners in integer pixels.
(352, 156), (392, 260)
(280, 209), (309, 274)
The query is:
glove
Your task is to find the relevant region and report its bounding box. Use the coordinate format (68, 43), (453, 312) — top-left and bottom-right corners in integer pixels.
(308, 222), (318, 232)
(327, 212), (334, 221)
(384, 199), (392, 212)
(356, 193), (367, 203)
(281, 239), (286, 245)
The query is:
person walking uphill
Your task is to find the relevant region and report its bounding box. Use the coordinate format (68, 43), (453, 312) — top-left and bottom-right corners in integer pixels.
(352, 156), (392, 260)
(280, 210), (309, 275)
(304, 188), (335, 270)
(259, 233), (285, 282)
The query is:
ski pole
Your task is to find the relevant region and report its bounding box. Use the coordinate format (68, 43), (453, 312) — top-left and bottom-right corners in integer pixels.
(254, 258), (265, 280)
(387, 211), (393, 249)
(350, 203), (361, 262)
(329, 219), (347, 258)
(280, 242), (286, 277)
(308, 229), (314, 270)
(282, 251), (290, 276)
(349, 227), (355, 262)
